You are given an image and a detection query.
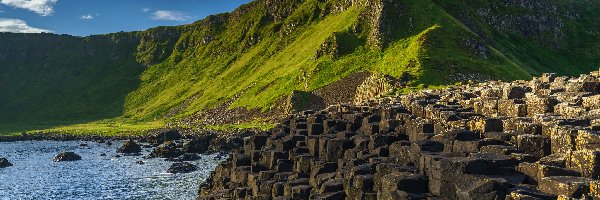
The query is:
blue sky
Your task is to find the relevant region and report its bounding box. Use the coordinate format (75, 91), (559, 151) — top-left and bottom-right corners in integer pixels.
(0, 0), (252, 36)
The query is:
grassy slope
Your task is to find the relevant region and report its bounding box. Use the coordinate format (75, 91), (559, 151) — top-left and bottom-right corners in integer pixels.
(1, 0), (598, 135)
(123, 0), (537, 121)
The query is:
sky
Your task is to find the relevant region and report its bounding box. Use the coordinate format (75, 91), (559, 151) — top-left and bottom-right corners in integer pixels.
(0, 0), (252, 36)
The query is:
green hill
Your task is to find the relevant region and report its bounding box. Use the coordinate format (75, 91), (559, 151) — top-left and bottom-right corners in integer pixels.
(1, 0), (598, 134)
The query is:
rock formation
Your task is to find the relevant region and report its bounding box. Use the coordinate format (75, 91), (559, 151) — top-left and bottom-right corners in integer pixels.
(117, 140), (142, 154)
(53, 152), (82, 162)
(198, 71), (599, 199)
(168, 162), (199, 174)
(0, 158), (12, 168)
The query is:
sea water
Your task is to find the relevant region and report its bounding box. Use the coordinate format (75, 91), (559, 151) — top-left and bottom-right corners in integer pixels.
(0, 141), (222, 200)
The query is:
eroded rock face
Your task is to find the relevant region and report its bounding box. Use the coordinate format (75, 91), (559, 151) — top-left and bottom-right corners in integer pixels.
(53, 152), (81, 162)
(198, 71), (600, 199)
(167, 162), (198, 174)
(117, 140), (142, 154)
(0, 158), (12, 168)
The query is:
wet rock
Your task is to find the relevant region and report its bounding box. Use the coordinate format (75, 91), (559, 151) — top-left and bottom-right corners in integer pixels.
(149, 141), (183, 158)
(167, 162), (198, 173)
(0, 157), (12, 168)
(136, 160), (144, 165)
(117, 140), (142, 154)
(182, 138), (210, 154)
(168, 153), (201, 162)
(53, 152), (81, 162)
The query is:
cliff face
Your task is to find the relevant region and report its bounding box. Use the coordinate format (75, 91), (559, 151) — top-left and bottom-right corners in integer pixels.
(0, 0), (598, 127)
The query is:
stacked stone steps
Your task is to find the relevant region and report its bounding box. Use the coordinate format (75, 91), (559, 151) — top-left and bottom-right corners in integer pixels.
(198, 71), (600, 200)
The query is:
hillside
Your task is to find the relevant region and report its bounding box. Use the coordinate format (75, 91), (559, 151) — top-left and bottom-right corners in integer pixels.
(1, 0), (599, 134)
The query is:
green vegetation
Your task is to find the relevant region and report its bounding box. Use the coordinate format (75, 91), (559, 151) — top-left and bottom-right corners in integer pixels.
(0, 0), (598, 135)
(0, 120), (165, 136)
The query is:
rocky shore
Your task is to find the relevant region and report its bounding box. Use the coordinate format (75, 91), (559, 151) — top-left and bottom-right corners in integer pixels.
(0, 128), (254, 154)
(198, 71), (599, 199)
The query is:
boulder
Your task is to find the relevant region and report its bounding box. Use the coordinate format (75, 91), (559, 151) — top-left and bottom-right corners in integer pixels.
(0, 157), (12, 168)
(117, 140), (142, 154)
(167, 162), (198, 173)
(53, 152), (81, 162)
(182, 138), (210, 154)
(149, 141), (183, 158)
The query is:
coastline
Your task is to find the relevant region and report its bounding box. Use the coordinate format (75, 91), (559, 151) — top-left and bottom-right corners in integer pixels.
(0, 128), (256, 154)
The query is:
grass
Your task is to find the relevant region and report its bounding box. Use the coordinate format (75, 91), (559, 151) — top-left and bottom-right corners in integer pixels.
(0, 120), (165, 136)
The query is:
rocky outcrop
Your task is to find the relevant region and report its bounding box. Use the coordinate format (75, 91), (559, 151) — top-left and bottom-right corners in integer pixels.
(167, 162), (198, 174)
(358, 0), (405, 49)
(198, 71), (599, 199)
(117, 140), (142, 154)
(0, 158), (12, 168)
(53, 152), (81, 162)
(149, 141), (184, 158)
(353, 73), (399, 105)
(182, 138), (211, 154)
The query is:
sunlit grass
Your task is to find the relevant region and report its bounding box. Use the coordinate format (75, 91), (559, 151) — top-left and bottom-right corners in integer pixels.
(9, 120), (167, 136)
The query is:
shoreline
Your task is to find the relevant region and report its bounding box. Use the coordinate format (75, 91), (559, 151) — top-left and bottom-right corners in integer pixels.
(0, 128), (257, 154)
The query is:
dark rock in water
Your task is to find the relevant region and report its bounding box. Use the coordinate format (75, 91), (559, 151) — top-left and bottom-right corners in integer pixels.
(100, 153), (107, 156)
(115, 155), (121, 158)
(149, 129), (181, 144)
(106, 141), (113, 146)
(167, 162), (197, 174)
(53, 152), (81, 162)
(0, 157), (12, 168)
(79, 143), (88, 147)
(149, 141), (183, 158)
(168, 153), (201, 162)
(135, 160), (144, 165)
(182, 139), (210, 154)
(117, 140), (142, 154)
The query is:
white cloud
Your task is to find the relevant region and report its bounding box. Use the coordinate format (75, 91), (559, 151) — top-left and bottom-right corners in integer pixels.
(142, 8), (150, 13)
(0, 18), (52, 33)
(0, 0), (58, 16)
(151, 10), (192, 21)
(79, 14), (93, 20)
